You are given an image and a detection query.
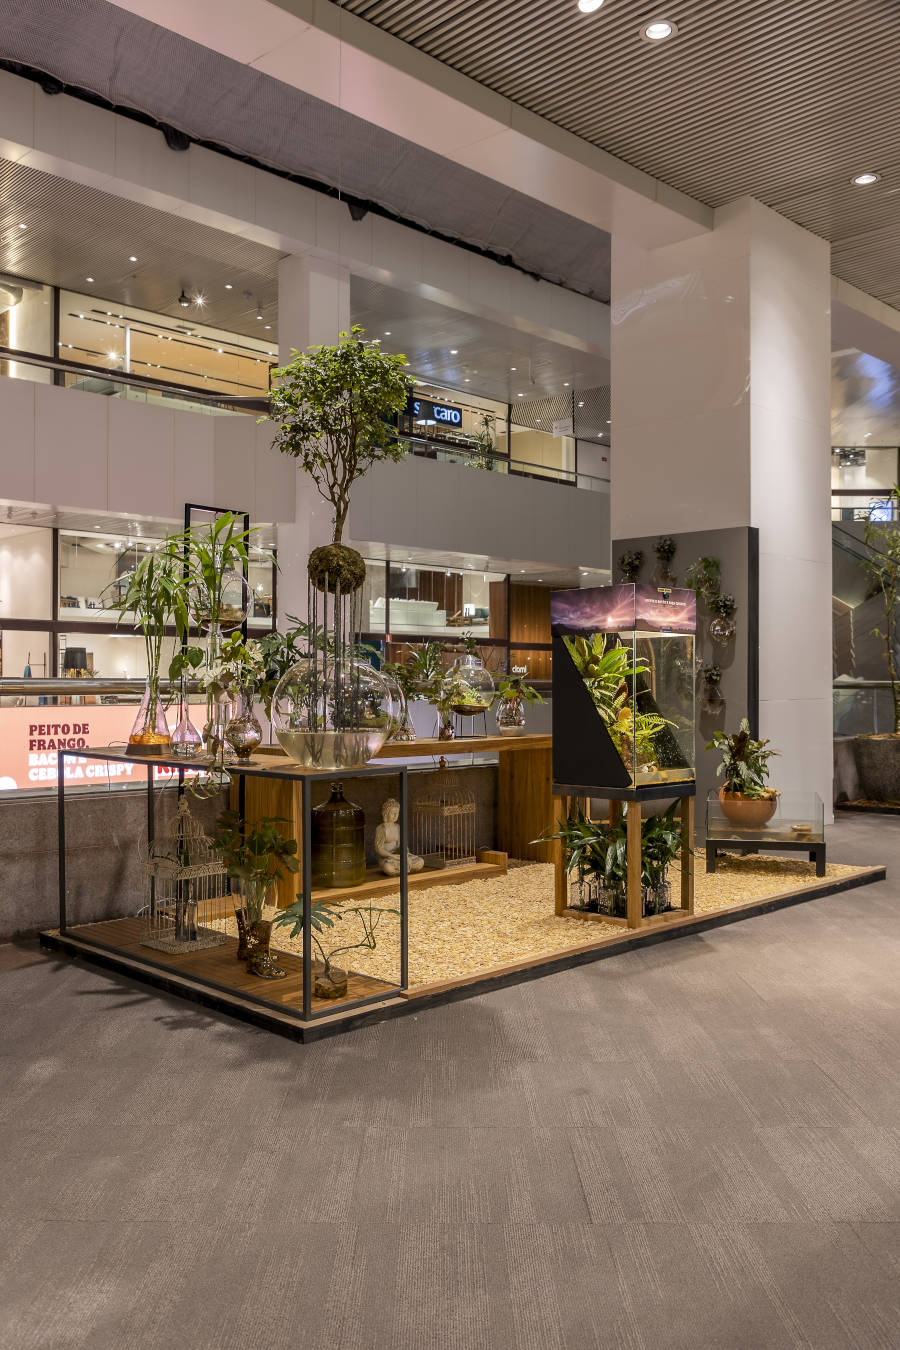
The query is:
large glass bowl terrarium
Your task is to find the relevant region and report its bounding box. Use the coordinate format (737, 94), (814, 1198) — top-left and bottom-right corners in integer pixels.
(448, 652), (495, 718)
(272, 654), (397, 770)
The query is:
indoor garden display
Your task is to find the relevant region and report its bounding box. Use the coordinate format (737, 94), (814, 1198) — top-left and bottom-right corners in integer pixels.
(199, 631), (265, 774)
(266, 325), (409, 767)
(685, 554), (737, 644)
(618, 549), (644, 583)
(448, 640), (494, 727)
(379, 657), (417, 742)
(274, 895), (398, 1000)
(708, 718), (779, 827)
(654, 535), (677, 587)
(541, 801), (682, 918)
(551, 584), (696, 790)
(104, 537), (188, 754)
(700, 663), (725, 713)
(709, 593), (737, 644)
(494, 675), (543, 736)
(212, 810), (298, 979)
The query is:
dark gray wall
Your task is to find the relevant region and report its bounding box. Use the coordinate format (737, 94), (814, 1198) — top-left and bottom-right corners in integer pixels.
(612, 527), (759, 823)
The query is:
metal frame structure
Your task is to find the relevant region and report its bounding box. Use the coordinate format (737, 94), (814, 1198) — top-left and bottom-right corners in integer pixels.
(56, 746), (409, 1024)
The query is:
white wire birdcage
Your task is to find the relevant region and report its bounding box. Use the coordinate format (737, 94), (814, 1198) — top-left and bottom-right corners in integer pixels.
(142, 797), (230, 953)
(411, 757), (476, 868)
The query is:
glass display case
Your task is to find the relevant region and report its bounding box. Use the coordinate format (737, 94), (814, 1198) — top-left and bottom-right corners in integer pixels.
(706, 790), (825, 875)
(551, 584), (696, 794)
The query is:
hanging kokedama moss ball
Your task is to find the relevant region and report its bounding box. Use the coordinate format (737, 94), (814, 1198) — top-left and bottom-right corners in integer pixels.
(307, 543), (367, 594)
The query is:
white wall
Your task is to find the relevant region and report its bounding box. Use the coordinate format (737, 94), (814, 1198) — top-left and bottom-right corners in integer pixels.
(0, 525), (52, 619)
(347, 455), (610, 572)
(0, 379), (296, 524)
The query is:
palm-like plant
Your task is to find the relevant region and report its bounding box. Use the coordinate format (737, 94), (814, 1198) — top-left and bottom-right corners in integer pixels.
(173, 511), (266, 632)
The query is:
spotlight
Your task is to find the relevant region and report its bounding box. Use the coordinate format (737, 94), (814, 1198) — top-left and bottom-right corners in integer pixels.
(852, 171), (881, 186)
(577, 0), (604, 11)
(178, 289), (190, 308)
(640, 19), (678, 41)
(256, 307), (264, 321)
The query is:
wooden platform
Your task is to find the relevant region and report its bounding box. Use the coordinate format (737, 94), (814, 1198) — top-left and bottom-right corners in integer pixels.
(305, 852), (507, 906)
(42, 863), (886, 1042)
(60, 915), (398, 1016)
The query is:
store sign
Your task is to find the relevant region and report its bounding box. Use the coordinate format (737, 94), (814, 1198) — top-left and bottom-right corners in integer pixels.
(408, 396), (463, 427)
(552, 418), (574, 438)
(0, 705), (187, 792)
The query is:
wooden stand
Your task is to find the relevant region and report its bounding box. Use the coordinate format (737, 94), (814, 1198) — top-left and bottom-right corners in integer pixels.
(553, 789), (695, 930)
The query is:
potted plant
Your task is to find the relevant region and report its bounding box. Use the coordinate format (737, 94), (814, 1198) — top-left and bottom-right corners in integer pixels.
(494, 675), (544, 736)
(708, 718), (779, 827)
(854, 484), (900, 799)
(274, 895), (398, 1000)
(464, 412), (498, 472)
(654, 535), (677, 586)
(618, 549), (643, 583)
(539, 801), (682, 917)
(104, 537), (189, 753)
(212, 810), (299, 978)
(700, 663), (724, 713)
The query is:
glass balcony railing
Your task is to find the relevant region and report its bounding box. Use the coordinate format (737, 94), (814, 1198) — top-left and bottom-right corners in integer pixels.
(400, 434), (607, 491)
(833, 679), (899, 735)
(0, 346), (268, 416)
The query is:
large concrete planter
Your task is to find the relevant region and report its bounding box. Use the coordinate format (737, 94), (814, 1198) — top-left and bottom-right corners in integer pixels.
(853, 734), (900, 802)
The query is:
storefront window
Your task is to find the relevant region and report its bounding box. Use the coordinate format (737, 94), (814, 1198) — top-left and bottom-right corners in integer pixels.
(58, 291), (275, 397)
(0, 524), (52, 621)
(400, 383), (508, 466)
(59, 529), (166, 621)
(0, 277), (53, 384)
(385, 562), (506, 639)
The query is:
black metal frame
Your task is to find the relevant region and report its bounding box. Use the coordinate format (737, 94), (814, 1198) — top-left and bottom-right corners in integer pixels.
(57, 747), (410, 1023)
(706, 834), (825, 878)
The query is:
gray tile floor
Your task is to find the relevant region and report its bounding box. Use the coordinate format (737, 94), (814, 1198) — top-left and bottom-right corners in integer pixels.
(1, 814), (899, 1349)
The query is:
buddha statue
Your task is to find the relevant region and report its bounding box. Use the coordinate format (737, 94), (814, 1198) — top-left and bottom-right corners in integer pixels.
(374, 797), (424, 876)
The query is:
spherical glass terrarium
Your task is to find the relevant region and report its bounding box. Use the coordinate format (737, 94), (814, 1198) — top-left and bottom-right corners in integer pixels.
(272, 654), (397, 769)
(193, 570), (251, 634)
(448, 653), (494, 719)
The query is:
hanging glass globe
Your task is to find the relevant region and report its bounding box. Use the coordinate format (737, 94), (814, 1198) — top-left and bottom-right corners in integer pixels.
(193, 569), (250, 633)
(448, 652), (494, 718)
(272, 653), (396, 769)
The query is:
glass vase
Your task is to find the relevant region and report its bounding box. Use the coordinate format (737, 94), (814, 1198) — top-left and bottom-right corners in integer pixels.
(226, 689), (263, 760)
(437, 710), (455, 741)
(709, 615), (736, 644)
(128, 677), (170, 754)
(495, 694), (526, 736)
(171, 675), (202, 758)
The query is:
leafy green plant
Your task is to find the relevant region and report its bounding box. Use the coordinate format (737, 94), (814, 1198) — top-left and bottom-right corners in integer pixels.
(103, 537), (189, 723)
(684, 555), (722, 608)
(863, 484), (900, 732)
(274, 896), (398, 983)
(563, 634), (636, 724)
(655, 535), (677, 566)
(495, 675), (544, 705)
(172, 511), (265, 630)
(464, 412), (498, 472)
(707, 718), (778, 797)
(618, 549), (644, 582)
(538, 800), (682, 894)
(702, 664), (722, 685)
(267, 326), (410, 546)
(212, 811), (299, 884)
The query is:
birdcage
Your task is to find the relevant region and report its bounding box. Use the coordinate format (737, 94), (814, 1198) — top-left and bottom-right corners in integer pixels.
(411, 757), (476, 868)
(142, 797), (231, 953)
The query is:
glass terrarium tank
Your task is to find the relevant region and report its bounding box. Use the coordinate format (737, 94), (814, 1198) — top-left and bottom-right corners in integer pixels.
(551, 584), (696, 791)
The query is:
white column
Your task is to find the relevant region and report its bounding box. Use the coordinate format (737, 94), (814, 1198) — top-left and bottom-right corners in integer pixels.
(611, 197), (832, 805)
(275, 255), (351, 620)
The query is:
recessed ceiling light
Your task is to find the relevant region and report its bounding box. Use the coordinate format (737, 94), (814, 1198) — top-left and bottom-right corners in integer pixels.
(225, 283), (233, 289)
(18, 222), (26, 230)
(641, 18), (677, 41)
(128, 255), (137, 262)
(384, 331), (391, 336)
(465, 378), (470, 382)
(86, 276), (94, 283)
(510, 367), (517, 371)
(217, 347), (223, 354)
(563, 382), (570, 386)
(577, 0), (604, 11)
(264, 324), (271, 329)
(517, 392), (524, 397)
(852, 171), (881, 186)
(194, 294), (206, 307)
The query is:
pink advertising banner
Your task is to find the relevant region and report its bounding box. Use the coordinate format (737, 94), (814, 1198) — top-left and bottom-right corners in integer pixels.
(550, 584), (697, 635)
(0, 705), (189, 792)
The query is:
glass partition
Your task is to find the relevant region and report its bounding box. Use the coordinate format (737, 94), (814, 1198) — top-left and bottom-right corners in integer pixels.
(0, 278), (53, 383)
(58, 290), (275, 397)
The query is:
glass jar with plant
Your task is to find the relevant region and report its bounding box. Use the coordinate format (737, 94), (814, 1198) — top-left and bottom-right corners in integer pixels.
(448, 635), (494, 726)
(709, 592), (736, 644)
(708, 718), (779, 827)
(494, 675), (544, 736)
(104, 537), (189, 754)
(700, 663), (724, 713)
(618, 550), (644, 583)
(274, 895), (398, 1000)
(380, 657), (418, 742)
(198, 632), (265, 780)
(168, 645), (204, 758)
(211, 810), (299, 978)
(563, 633), (671, 776)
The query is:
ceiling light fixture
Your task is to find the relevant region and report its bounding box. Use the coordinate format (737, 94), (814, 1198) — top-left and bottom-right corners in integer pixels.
(577, 0), (604, 12)
(128, 255), (137, 262)
(225, 283), (233, 289)
(641, 18), (678, 41)
(384, 331), (391, 336)
(86, 276), (94, 283)
(194, 294), (206, 307)
(18, 222), (26, 230)
(256, 306), (264, 321)
(178, 289), (190, 308)
(852, 171), (881, 186)
(450, 349), (458, 354)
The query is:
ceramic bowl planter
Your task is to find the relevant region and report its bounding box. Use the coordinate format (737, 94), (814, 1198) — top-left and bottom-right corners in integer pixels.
(718, 787), (778, 828)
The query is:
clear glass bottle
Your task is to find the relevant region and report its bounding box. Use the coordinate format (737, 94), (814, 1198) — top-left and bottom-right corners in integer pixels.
(171, 675), (202, 758)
